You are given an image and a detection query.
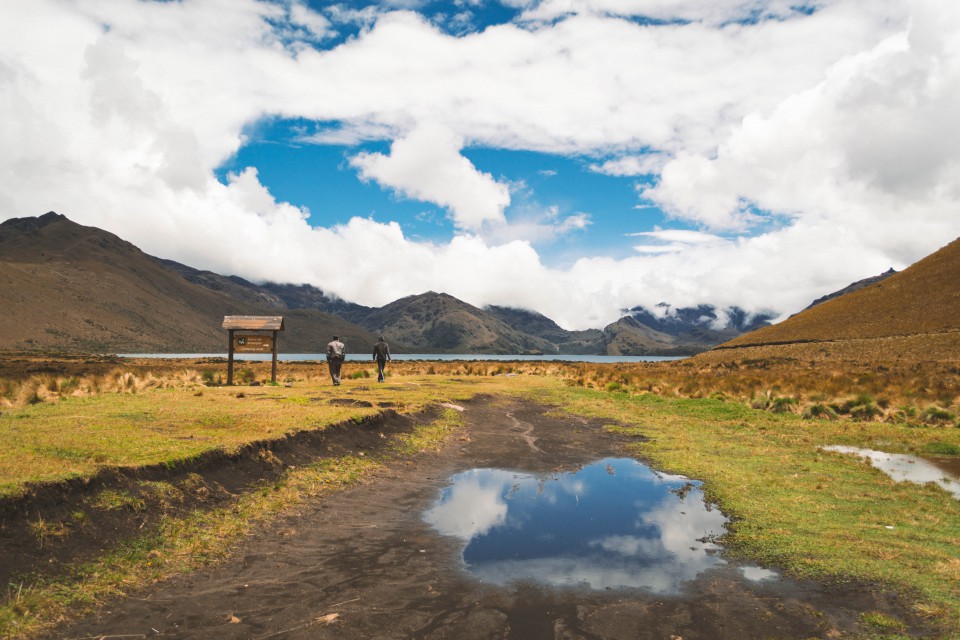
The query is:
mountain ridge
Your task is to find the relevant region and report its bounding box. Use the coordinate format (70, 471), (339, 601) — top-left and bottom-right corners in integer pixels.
(1, 212), (786, 355)
(699, 237), (960, 363)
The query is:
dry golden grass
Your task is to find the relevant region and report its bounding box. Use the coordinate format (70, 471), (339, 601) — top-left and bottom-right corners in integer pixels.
(719, 236), (960, 356)
(3, 356), (956, 430)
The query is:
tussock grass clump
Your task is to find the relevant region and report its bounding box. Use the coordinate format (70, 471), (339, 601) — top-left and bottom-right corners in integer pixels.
(921, 406), (957, 426)
(801, 403), (838, 420)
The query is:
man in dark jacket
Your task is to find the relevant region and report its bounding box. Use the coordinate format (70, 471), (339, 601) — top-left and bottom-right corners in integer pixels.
(372, 336), (391, 382)
(326, 334), (346, 385)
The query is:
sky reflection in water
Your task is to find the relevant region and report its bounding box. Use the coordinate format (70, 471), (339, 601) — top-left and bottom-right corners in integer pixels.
(423, 458), (729, 594)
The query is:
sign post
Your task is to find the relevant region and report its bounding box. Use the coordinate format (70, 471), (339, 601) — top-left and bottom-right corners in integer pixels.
(222, 316), (285, 385)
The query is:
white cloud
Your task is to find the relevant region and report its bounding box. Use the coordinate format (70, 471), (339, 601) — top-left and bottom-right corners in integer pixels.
(518, 0), (827, 25)
(288, 2), (334, 40)
(629, 229), (728, 254)
(349, 123), (511, 230)
(423, 469), (512, 539)
(1, 0), (958, 331)
(644, 0), (960, 263)
(590, 154), (669, 176)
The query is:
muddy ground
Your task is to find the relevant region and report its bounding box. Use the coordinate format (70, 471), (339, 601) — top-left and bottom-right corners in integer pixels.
(39, 396), (934, 639)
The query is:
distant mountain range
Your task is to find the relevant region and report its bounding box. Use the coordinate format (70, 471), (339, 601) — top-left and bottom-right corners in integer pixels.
(0, 212), (787, 355)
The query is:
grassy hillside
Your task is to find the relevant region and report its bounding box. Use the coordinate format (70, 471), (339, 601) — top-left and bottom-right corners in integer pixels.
(0, 214), (375, 353)
(703, 237), (960, 363)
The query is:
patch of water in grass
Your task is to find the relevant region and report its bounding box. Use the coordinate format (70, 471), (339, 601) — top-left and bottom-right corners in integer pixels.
(822, 445), (960, 499)
(423, 457), (729, 594)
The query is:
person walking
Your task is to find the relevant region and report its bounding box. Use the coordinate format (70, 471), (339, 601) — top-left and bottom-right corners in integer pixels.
(372, 336), (391, 382)
(326, 334), (346, 385)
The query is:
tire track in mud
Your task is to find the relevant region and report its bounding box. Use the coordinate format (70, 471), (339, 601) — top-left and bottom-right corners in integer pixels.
(506, 410), (543, 454)
(49, 396), (936, 640)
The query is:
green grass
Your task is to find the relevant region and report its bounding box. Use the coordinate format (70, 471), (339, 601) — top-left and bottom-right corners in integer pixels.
(1, 371), (959, 637)
(0, 394), (468, 639)
(517, 385), (960, 634)
(0, 378), (488, 498)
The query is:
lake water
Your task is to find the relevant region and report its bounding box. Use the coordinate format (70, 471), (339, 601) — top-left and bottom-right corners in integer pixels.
(422, 457), (732, 594)
(120, 353), (685, 363)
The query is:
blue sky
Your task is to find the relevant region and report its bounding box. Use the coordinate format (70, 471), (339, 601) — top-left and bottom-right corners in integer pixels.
(215, 117), (657, 267)
(3, 0), (959, 329)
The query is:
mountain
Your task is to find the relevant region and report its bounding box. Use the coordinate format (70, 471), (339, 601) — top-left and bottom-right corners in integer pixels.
(802, 268), (897, 310)
(258, 282), (373, 326)
(600, 316), (678, 356)
(484, 306), (604, 354)
(0, 213), (376, 353)
(356, 293), (556, 354)
(0, 212), (783, 356)
(626, 304), (773, 336)
(702, 238), (960, 363)
(596, 304), (775, 356)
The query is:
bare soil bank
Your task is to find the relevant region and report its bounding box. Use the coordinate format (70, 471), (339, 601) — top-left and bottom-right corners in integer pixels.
(46, 397), (935, 640)
(0, 406), (425, 589)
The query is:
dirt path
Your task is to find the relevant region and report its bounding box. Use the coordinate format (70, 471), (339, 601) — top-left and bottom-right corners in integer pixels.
(51, 396), (929, 639)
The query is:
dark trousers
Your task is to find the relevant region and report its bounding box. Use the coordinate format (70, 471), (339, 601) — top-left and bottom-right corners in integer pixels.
(375, 358), (387, 382)
(328, 358), (343, 385)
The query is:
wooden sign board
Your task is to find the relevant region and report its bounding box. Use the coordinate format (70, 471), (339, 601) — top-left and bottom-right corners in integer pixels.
(234, 334), (273, 353)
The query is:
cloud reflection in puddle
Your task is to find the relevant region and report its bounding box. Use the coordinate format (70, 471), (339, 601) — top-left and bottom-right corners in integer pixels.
(423, 458), (729, 594)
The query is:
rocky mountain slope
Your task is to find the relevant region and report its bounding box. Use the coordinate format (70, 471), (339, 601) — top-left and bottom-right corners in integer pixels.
(700, 238), (960, 363)
(355, 293), (556, 354)
(611, 304), (774, 356)
(484, 306), (604, 354)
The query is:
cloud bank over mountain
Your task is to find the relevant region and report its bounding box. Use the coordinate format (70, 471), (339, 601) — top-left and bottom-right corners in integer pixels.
(1, 0), (958, 330)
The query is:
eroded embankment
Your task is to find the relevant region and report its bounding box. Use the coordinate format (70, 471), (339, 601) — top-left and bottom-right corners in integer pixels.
(0, 406), (436, 589)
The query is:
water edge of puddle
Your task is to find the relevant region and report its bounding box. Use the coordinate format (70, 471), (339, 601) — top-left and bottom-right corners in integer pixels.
(821, 445), (960, 499)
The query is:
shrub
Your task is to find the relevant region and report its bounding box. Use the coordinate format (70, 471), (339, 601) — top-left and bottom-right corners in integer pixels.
(770, 396), (799, 413)
(802, 403), (838, 420)
(750, 391), (772, 410)
(849, 402), (882, 421)
(920, 406), (956, 425)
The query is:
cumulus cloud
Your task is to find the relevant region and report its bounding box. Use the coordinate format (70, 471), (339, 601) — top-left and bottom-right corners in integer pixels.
(629, 229), (727, 254)
(349, 123), (510, 230)
(1, 0), (958, 331)
(643, 0), (960, 262)
(590, 154), (669, 177)
(518, 0), (824, 25)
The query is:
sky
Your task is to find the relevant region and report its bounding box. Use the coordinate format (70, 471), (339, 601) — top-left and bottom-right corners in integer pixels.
(1, 0), (959, 330)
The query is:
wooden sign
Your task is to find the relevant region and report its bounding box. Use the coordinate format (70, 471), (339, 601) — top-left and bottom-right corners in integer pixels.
(234, 334), (273, 353)
(224, 316), (284, 385)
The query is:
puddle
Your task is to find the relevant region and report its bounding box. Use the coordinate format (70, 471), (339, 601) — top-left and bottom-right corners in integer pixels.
(423, 457), (729, 594)
(739, 565), (779, 582)
(822, 445), (960, 499)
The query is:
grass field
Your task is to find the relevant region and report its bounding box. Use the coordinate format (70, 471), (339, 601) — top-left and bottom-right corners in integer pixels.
(1, 358), (959, 638)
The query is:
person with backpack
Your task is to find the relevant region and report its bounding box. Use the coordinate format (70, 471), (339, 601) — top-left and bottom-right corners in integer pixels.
(372, 336), (391, 382)
(326, 334), (346, 385)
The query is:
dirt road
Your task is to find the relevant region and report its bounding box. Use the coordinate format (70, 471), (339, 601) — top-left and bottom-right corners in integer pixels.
(51, 396), (928, 639)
